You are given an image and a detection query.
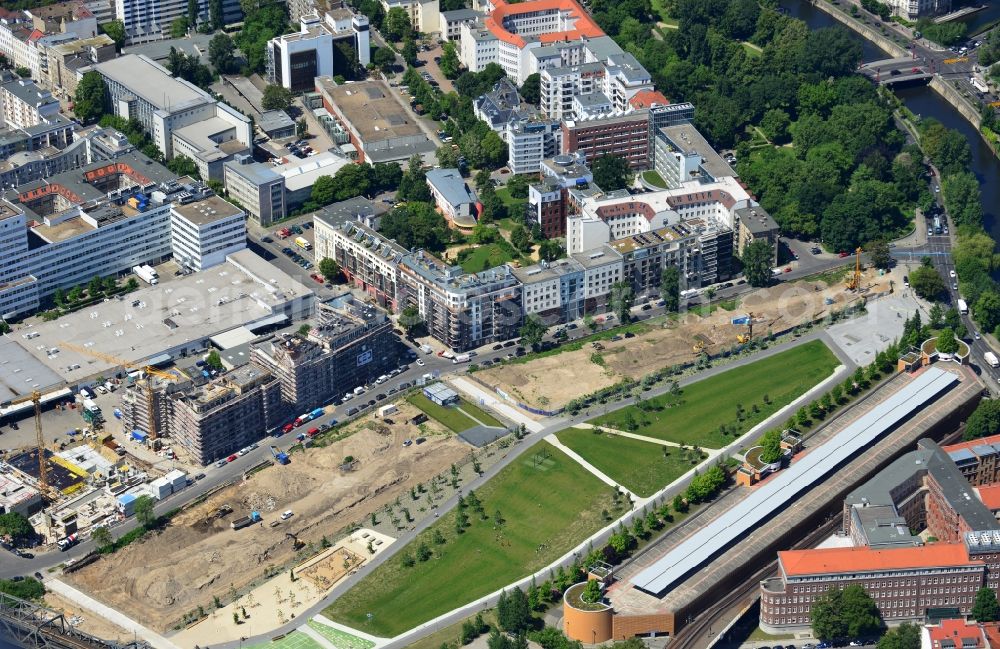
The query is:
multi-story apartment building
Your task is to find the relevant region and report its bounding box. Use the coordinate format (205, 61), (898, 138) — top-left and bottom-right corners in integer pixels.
(733, 205), (779, 262)
(441, 8), (482, 40)
(114, 0), (242, 42)
(121, 365), (284, 464)
(540, 62), (606, 119)
(513, 257), (587, 325)
(506, 117), (562, 175)
(90, 54), (252, 160)
(169, 195), (247, 272)
(0, 125), (135, 190)
(250, 300), (398, 411)
(527, 153), (592, 238)
(1, 77), (60, 128)
(266, 10), (370, 91)
(398, 251), (522, 351)
(313, 219), (406, 310)
(474, 78), (538, 134)
(0, 11), (42, 79)
(887, 0), (949, 22)
(653, 123), (736, 188)
(39, 34), (116, 97)
(943, 434), (1000, 486)
(381, 0), (440, 33)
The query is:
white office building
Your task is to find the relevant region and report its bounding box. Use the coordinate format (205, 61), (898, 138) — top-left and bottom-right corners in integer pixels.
(114, 0), (207, 42)
(91, 54), (252, 160)
(169, 195), (247, 272)
(266, 10), (370, 91)
(505, 117), (562, 174)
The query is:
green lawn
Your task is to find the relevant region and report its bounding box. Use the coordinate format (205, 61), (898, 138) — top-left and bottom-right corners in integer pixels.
(248, 631), (323, 649)
(642, 170), (668, 188)
(408, 393), (476, 432)
(589, 340), (839, 448)
(458, 244), (515, 273)
(306, 621), (374, 649)
(407, 393), (503, 432)
(741, 41), (762, 57)
(556, 427), (705, 497)
(324, 444), (621, 636)
(458, 399), (504, 427)
(495, 187), (526, 214)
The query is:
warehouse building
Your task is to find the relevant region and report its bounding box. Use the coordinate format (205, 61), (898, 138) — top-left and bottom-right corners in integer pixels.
(314, 77), (434, 164)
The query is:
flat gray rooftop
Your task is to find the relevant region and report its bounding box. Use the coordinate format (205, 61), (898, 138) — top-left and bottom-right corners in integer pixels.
(13, 251), (313, 384)
(0, 336), (65, 403)
(659, 123), (735, 181)
(96, 55), (211, 112)
(630, 366), (959, 596)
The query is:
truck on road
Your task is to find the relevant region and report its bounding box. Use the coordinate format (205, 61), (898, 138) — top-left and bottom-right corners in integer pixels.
(452, 353), (471, 364)
(310, 407), (324, 420)
(58, 533), (79, 551)
(270, 445), (289, 465)
(972, 77), (989, 93)
(985, 351), (999, 368)
(959, 299), (969, 315)
(231, 511), (261, 529)
(132, 264), (158, 285)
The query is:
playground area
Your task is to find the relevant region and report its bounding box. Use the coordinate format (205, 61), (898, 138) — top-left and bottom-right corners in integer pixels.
(172, 529), (393, 648)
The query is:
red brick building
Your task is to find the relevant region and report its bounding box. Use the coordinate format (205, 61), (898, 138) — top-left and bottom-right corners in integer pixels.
(561, 111), (650, 170)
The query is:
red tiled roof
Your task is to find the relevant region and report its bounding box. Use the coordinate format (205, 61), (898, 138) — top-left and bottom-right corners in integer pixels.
(929, 619), (986, 649)
(983, 622), (1000, 649)
(484, 0), (604, 48)
(942, 434), (1000, 454)
(976, 484), (1000, 510)
(779, 543), (977, 577)
(628, 90), (669, 109)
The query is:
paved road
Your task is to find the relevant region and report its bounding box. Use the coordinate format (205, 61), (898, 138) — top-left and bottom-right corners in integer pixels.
(197, 329), (856, 649)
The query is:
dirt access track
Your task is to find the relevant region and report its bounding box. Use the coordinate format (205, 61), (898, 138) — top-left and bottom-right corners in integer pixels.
(478, 271), (895, 411)
(66, 402), (468, 633)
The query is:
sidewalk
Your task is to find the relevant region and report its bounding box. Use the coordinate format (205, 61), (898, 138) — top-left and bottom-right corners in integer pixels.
(47, 579), (182, 649)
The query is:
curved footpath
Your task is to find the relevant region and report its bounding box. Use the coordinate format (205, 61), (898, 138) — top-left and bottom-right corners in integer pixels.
(188, 331), (854, 649)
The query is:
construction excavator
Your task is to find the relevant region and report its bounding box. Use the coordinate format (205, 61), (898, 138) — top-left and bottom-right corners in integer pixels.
(845, 247), (863, 292)
(286, 532), (305, 551)
(693, 340), (706, 354)
(736, 312), (756, 344)
(58, 341), (181, 437)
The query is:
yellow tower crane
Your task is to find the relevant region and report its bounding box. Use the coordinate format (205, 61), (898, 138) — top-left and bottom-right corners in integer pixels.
(57, 342), (181, 438)
(7, 390), (48, 493)
(846, 247), (863, 291)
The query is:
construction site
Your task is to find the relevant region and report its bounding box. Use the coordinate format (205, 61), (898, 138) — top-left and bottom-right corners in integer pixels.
(477, 262), (895, 412)
(63, 400), (470, 632)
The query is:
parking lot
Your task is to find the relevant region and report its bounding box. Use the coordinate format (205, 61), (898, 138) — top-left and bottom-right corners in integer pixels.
(415, 41), (455, 94)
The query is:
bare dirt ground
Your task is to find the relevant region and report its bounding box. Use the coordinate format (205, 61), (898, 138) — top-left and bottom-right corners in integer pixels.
(478, 271), (895, 410)
(44, 591), (133, 643)
(66, 402), (469, 633)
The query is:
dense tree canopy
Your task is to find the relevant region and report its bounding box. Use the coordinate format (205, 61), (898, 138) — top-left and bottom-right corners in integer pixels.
(592, 155), (631, 191)
(877, 623), (920, 649)
(262, 84), (293, 110)
(908, 265), (946, 301)
(810, 584), (881, 640)
(208, 33), (238, 74)
(74, 71), (106, 123)
(379, 202), (451, 252)
(741, 239), (774, 287)
(965, 399), (1000, 441)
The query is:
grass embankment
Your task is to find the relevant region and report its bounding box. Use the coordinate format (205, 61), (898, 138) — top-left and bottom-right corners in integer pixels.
(407, 393), (502, 432)
(556, 427), (706, 497)
(324, 444), (620, 636)
(588, 340), (839, 448)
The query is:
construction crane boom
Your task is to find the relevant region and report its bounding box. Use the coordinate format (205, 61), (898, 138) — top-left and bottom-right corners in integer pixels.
(57, 341), (180, 438)
(8, 391), (47, 492)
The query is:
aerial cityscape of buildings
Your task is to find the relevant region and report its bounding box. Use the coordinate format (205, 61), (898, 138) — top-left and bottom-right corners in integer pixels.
(0, 0), (996, 646)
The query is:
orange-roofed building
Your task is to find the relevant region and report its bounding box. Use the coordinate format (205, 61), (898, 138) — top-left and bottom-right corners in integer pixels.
(977, 485), (1000, 512)
(629, 90), (670, 110)
(942, 435), (1000, 486)
(926, 619), (987, 649)
(982, 622), (1000, 649)
(760, 543), (989, 633)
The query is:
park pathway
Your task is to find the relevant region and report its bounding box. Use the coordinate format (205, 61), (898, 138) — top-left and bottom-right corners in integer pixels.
(543, 434), (643, 503)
